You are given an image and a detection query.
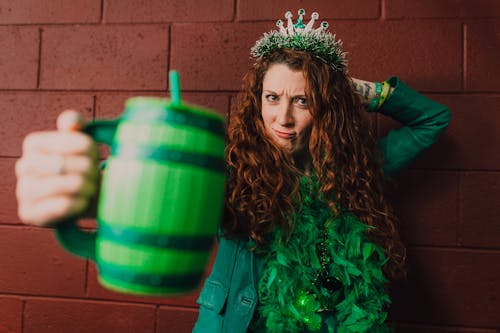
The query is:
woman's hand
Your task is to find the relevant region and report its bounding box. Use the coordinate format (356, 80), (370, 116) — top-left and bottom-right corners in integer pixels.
(15, 110), (99, 227)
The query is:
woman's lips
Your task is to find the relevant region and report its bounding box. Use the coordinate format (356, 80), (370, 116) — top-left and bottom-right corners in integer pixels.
(274, 129), (295, 139)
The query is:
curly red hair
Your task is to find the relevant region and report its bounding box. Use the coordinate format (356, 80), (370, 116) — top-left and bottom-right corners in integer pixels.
(223, 49), (405, 279)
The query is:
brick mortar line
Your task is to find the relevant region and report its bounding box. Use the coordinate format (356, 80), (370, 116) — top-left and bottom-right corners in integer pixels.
(383, 17), (500, 21)
(84, 259), (90, 297)
(154, 305), (160, 333)
(1, 17), (498, 28)
(406, 168), (500, 174)
(394, 321), (499, 331)
(423, 91), (500, 95)
(0, 89), (243, 94)
(1, 89), (500, 96)
(1, 87), (500, 95)
(406, 244), (500, 254)
(99, 0), (105, 23)
(0, 291), (200, 309)
(463, 22), (468, 90)
(235, 17), (500, 23)
(456, 171), (464, 246)
(155, 304), (200, 312)
(36, 28), (42, 88)
(231, 0), (237, 22)
(226, 95), (233, 117)
(92, 95), (97, 121)
(166, 25), (172, 93)
(21, 299), (26, 332)
(0, 21), (235, 27)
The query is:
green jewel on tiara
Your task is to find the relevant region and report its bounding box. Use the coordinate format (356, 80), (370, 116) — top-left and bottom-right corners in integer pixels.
(251, 9), (347, 72)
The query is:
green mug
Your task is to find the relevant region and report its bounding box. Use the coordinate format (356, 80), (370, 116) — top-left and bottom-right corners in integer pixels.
(55, 71), (226, 296)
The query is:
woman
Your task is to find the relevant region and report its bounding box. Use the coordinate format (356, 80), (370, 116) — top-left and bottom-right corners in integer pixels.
(16, 10), (450, 333)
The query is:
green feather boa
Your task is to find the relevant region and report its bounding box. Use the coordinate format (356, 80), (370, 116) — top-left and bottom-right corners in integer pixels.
(250, 178), (393, 332)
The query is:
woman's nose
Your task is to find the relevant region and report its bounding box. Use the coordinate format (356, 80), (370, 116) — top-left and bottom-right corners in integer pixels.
(276, 103), (294, 126)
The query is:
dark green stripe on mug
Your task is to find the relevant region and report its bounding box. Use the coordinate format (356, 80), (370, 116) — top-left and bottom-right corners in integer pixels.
(98, 222), (214, 252)
(98, 263), (202, 288)
(111, 144), (225, 173)
(123, 106), (225, 138)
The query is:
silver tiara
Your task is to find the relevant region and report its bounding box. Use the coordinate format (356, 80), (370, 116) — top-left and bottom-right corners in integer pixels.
(251, 9), (347, 72)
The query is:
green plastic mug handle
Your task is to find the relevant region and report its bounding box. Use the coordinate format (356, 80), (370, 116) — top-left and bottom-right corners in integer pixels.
(54, 119), (119, 261)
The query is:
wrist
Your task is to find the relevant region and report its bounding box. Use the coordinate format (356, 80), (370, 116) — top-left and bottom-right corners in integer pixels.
(367, 82), (383, 111)
(377, 81), (391, 110)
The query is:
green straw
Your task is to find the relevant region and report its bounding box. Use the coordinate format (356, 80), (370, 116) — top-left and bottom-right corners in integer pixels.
(169, 70), (181, 105)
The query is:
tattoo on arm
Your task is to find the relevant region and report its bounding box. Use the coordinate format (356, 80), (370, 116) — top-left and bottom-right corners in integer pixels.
(363, 83), (371, 100)
(353, 82), (365, 97)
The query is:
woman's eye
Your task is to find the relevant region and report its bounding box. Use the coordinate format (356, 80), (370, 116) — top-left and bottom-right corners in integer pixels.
(295, 97), (308, 107)
(266, 94), (278, 102)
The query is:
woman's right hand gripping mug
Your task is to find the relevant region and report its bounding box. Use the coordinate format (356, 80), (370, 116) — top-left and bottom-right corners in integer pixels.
(55, 71), (226, 296)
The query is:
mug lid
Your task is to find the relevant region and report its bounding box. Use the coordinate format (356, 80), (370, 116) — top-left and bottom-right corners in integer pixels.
(125, 97), (225, 123)
(123, 97), (226, 138)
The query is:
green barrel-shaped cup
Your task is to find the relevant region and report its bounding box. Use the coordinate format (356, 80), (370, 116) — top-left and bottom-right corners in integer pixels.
(56, 71), (226, 296)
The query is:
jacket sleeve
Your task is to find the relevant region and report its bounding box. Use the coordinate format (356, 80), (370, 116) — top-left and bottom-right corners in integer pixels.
(377, 77), (451, 177)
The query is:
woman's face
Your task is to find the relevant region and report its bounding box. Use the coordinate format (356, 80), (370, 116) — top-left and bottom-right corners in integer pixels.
(261, 64), (313, 156)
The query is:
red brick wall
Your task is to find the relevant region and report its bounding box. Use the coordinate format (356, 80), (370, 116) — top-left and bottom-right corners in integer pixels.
(1, 1), (499, 332)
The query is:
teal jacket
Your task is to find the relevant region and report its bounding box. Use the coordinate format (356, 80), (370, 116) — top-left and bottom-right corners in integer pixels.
(192, 77), (450, 333)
